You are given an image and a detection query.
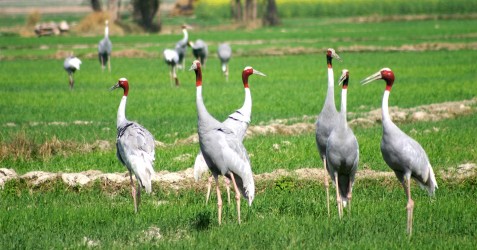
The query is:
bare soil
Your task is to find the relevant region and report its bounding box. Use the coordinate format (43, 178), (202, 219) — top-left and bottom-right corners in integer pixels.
(1, 163), (475, 191)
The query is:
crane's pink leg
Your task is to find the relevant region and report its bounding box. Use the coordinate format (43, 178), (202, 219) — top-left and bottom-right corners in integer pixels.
(136, 182), (141, 213)
(206, 175), (212, 205)
(107, 55), (111, 72)
(403, 177), (414, 236)
(129, 172), (138, 213)
(324, 158), (330, 217)
(225, 177), (231, 205)
(334, 173), (342, 219)
(228, 173), (241, 224)
(215, 176), (223, 225)
(69, 74), (74, 89)
(347, 180), (353, 217)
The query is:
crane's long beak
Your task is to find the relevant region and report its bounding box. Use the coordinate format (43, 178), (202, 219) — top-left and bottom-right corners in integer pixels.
(253, 69), (266, 77)
(361, 71), (382, 85)
(333, 52), (342, 62)
(109, 83), (120, 91)
(338, 72), (348, 86)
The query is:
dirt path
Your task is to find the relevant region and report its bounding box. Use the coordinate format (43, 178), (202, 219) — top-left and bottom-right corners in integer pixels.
(1, 163), (475, 191)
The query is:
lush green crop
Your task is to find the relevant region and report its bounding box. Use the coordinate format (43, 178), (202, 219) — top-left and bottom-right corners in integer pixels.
(1, 15), (476, 249)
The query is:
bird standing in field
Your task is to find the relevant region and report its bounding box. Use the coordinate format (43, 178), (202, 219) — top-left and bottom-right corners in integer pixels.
(217, 43), (232, 81)
(98, 20), (112, 72)
(326, 69), (359, 219)
(163, 48), (180, 86)
(189, 39), (208, 67)
(63, 55), (81, 90)
(110, 78), (156, 213)
(175, 25), (189, 70)
(190, 60), (255, 225)
(361, 68), (438, 236)
(194, 65), (265, 205)
(315, 48), (341, 216)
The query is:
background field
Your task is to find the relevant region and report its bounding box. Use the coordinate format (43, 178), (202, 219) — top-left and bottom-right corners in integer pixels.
(1, 1), (477, 248)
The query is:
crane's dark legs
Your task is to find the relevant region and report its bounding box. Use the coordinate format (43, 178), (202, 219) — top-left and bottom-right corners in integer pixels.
(107, 55), (111, 72)
(215, 176), (223, 225)
(129, 171), (138, 213)
(136, 181), (141, 213)
(334, 173), (343, 219)
(323, 158), (330, 217)
(173, 65), (179, 86)
(100, 57), (105, 71)
(225, 177), (231, 205)
(68, 74), (74, 89)
(403, 177), (414, 236)
(169, 66), (173, 87)
(229, 173), (241, 224)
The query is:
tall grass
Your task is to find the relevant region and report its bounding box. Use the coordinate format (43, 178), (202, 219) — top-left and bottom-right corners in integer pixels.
(196, 0), (477, 19)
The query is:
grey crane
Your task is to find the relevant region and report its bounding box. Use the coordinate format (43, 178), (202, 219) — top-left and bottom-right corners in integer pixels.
(98, 20), (112, 72)
(326, 69), (359, 219)
(63, 55), (81, 89)
(110, 78), (156, 213)
(189, 39), (208, 67)
(190, 60), (255, 225)
(194, 65), (265, 205)
(163, 48), (180, 86)
(361, 68), (438, 236)
(217, 43), (232, 81)
(175, 25), (189, 70)
(315, 48), (341, 216)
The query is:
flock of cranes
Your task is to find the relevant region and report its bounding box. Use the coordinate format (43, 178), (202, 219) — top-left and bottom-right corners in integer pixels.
(63, 23), (232, 89)
(62, 23), (438, 235)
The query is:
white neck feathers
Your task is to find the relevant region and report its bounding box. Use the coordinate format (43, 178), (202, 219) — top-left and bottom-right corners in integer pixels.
(117, 96), (127, 128)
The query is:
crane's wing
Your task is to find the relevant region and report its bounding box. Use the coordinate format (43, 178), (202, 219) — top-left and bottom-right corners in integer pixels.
(117, 122), (156, 165)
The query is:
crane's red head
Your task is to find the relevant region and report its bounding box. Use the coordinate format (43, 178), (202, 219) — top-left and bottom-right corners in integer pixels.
(189, 60), (202, 86)
(338, 69), (349, 89)
(110, 77), (129, 96)
(326, 48), (342, 68)
(242, 66), (266, 88)
(361, 68), (395, 91)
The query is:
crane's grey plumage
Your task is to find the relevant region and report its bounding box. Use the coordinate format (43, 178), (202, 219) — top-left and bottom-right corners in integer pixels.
(163, 48), (180, 86)
(175, 25), (189, 70)
(194, 65), (265, 205)
(191, 60), (255, 225)
(189, 39), (208, 67)
(98, 20), (112, 72)
(361, 68), (438, 236)
(63, 55), (81, 89)
(217, 43), (232, 81)
(315, 48), (341, 216)
(326, 69), (359, 219)
(110, 78), (156, 213)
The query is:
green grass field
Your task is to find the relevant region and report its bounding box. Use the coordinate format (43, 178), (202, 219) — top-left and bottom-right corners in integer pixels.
(1, 12), (477, 249)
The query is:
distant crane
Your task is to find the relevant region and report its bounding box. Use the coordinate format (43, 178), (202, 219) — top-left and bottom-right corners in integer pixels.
(326, 69), (359, 219)
(163, 49), (180, 86)
(194, 65), (265, 205)
(361, 68), (438, 236)
(189, 39), (208, 67)
(175, 25), (189, 70)
(315, 48), (341, 216)
(63, 55), (81, 90)
(110, 78), (156, 213)
(217, 43), (232, 81)
(190, 60), (255, 225)
(98, 20), (112, 72)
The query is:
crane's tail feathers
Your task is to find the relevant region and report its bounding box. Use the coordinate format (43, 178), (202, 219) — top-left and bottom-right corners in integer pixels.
(232, 172), (255, 206)
(193, 153), (209, 182)
(132, 157), (154, 194)
(342, 200), (348, 208)
(221, 63), (227, 73)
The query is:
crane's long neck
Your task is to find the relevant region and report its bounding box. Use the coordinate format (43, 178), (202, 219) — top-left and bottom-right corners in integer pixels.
(182, 29), (188, 42)
(324, 67), (335, 109)
(195, 68), (214, 124)
(117, 96), (127, 128)
(104, 25), (109, 38)
(238, 87), (252, 119)
(340, 88), (347, 120)
(382, 90), (391, 123)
